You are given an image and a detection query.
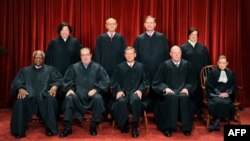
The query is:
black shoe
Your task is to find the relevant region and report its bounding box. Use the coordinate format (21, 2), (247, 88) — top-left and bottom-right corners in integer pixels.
(197, 113), (203, 121)
(45, 128), (55, 136)
(101, 113), (109, 122)
(208, 125), (220, 132)
(89, 124), (97, 136)
(183, 130), (191, 136)
(59, 128), (72, 138)
(120, 125), (129, 134)
(163, 129), (172, 137)
(208, 125), (213, 132)
(214, 126), (220, 131)
(14, 134), (26, 138)
(131, 125), (139, 138)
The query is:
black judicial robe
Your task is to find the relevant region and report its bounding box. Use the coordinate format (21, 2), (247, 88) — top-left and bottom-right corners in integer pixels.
(95, 33), (126, 77)
(181, 42), (210, 76)
(181, 42), (210, 110)
(10, 65), (62, 136)
(45, 36), (81, 75)
(63, 61), (110, 121)
(111, 61), (149, 127)
(206, 68), (236, 119)
(111, 61), (149, 97)
(152, 59), (197, 131)
(134, 32), (169, 83)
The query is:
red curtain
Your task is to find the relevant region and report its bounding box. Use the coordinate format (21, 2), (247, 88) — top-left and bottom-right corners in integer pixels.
(0, 0), (249, 107)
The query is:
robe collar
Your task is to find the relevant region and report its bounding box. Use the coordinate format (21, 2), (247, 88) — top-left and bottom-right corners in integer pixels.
(188, 39), (197, 47)
(146, 31), (155, 37)
(127, 61), (135, 68)
(59, 36), (71, 42)
(33, 64), (44, 69)
(82, 61), (92, 69)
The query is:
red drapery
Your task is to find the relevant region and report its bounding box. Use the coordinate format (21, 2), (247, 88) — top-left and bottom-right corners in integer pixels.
(0, 0), (249, 107)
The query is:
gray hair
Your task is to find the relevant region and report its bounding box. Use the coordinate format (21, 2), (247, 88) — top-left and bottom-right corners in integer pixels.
(125, 46), (136, 54)
(32, 50), (45, 59)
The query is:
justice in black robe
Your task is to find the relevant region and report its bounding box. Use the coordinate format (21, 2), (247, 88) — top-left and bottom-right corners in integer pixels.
(10, 65), (62, 137)
(111, 61), (149, 128)
(95, 32), (126, 77)
(181, 42), (210, 112)
(62, 61), (110, 127)
(206, 68), (236, 119)
(95, 32), (126, 117)
(152, 59), (197, 132)
(45, 36), (81, 114)
(134, 32), (169, 83)
(134, 32), (169, 112)
(45, 36), (81, 75)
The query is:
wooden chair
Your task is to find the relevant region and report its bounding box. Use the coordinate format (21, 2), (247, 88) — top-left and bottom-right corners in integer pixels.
(111, 87), (149, 132)
(200, 65), (242, 128)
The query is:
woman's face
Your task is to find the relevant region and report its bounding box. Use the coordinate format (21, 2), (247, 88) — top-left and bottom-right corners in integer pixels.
(189, 31), (198, 42)
(217, 58), (228, 70)
(60, 26), (70, 39)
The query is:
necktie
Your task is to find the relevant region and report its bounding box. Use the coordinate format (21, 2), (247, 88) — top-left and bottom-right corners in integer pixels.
(128, 63), (133, 68)
(84, 64), (88, 69)
(110, 33), (114, 41)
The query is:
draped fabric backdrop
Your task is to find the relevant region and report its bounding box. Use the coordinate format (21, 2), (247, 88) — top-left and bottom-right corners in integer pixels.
(0, 0), (249, 108)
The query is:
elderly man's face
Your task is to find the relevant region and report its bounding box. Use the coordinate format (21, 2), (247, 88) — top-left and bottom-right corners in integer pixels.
(170, 47), (182, 62)
(33, 52), (44, 66)
(80, 49), (92, 64)
(106, 19), (117, 32)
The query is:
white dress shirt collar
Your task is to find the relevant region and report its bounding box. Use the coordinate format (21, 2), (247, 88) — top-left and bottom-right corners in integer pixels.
(188, 39), (197, 48)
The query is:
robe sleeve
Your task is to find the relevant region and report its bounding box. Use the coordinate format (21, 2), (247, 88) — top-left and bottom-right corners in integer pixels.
(225, 72), (236, 95)
(93, 66), (110, 93)
(63, 65), (76, 93)
(152, 63), (169, 95)
(111, 66), (123, 97)
(49, 67), (63, 88)
(45, 40), (54, 65)
(95, 36), (102, 63)
(204, 47), (211, 65)
(184, 62), (197, 95)
(162, 35), (169, 59)
(73, 39), (81, 63)
(138, 65), (150, 94)
(117, 36), (126, 64)
(133, 37), (141, 61)
(206, 70), (220, 98)
(11, 68), (26, 97)
(181, 46), (187, 60)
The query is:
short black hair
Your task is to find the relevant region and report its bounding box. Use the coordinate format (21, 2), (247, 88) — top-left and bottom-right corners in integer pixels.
(188, 27), (199, 37)
(57, 22), (72, 34)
